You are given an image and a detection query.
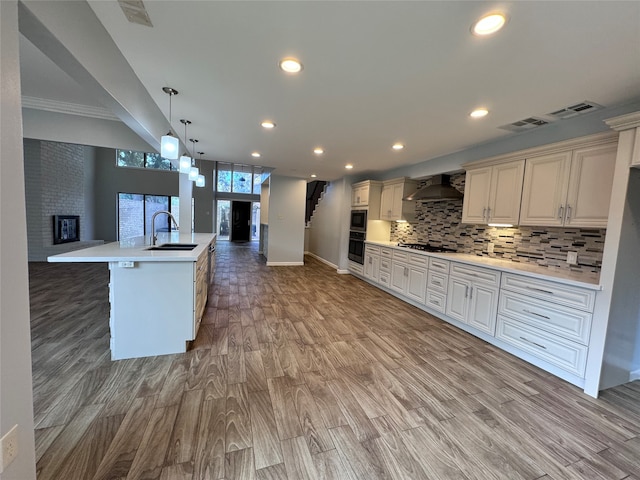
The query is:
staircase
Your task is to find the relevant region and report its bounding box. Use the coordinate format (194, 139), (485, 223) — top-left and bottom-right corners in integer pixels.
(306, 180), (328, 225)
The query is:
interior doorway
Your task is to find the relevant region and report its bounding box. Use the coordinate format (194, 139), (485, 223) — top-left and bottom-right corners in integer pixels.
(231, 201), (251, 242)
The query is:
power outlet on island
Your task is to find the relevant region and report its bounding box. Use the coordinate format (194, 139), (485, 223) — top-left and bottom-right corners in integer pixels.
(0, 424), (19, 473)
(567, 251), (578, 265)
(487, 242), (495, 254)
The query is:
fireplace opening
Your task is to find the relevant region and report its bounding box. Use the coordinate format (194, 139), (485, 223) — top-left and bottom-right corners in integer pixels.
(53, 215), (80, 244)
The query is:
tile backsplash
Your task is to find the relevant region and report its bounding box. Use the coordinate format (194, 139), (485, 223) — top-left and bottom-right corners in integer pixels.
(390, 173), (605, 274)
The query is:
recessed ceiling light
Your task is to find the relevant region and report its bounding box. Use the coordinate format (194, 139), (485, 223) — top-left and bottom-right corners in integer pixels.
(345, 164), (354, 170)
(392, 143), (404, 151)
(310, 174), (317, 178)
(279, 57), (303, 73)
(313, 147), (324, 155)
(251, 152), (261, 158)
(470, 108), (489, 118)
(261, 120), (276, 129)
(472, 13), (507, 36)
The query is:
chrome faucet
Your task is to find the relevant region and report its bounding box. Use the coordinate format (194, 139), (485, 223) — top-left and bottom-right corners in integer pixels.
(151, 210), (179, 245)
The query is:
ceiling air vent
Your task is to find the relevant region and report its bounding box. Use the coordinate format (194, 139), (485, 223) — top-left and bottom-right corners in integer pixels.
(118, 0), (153, 27)
(547, 101), (603, 120)
(498, 117), (550, 133)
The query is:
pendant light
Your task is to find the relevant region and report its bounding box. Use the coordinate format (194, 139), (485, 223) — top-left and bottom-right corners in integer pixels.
(196, 151), (206, 187)
(179, 119), (192, 173)
(188, 139), (199, 181)
(160, 87), (179, 160)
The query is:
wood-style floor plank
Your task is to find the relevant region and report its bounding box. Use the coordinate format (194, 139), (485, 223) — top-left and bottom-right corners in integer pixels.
(28, 244), (640, 480)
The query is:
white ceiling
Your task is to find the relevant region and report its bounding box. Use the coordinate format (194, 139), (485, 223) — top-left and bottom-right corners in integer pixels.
(20, 1), (640, 180)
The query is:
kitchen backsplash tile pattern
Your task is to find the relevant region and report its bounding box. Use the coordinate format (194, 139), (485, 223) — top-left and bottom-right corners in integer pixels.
(390, 173), (605, 274)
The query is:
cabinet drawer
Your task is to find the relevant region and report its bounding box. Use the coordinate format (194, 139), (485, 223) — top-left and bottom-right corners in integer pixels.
(501, 273), (596, 311)
(426, 290), (446, 313)
(427, 271), (448, 294)
(366, 245), (381, 255)
(379, 271), (390, 287)
(409, 253), (429, 268)
(428, 257), (450, 273)
(499, 291), (592, 345)
(380, 248), (393, 259)
(392, 250), (409, 262)
(496, 316), (587, 377)
(450, 262), (501, 286)
(349, 262), (364, 275)
(379, 258), (392, 272)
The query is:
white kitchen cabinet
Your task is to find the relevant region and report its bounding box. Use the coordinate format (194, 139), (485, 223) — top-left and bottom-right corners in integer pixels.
(380, 178), (418, 222)
(497, 272), (595, 378)
(389, 250), (427, 304)
(193, 248), (208, 338)
(445, 262), (500, 335)
(351, 181), (383, 219)
(425, 257), (450, 313)
(462, 160), (525, 225)
(519, 143), (616, 228)
(351, 181), (370, 207)
(364, 245), (381, 283)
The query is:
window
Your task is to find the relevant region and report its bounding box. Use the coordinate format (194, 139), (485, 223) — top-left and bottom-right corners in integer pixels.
(214, 163), (269, 194)
(118, 193), (179, 240)
(117, 149), (174, 171)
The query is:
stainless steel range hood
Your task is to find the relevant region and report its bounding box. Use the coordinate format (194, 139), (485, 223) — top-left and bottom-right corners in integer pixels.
(403, 174), (463, 202)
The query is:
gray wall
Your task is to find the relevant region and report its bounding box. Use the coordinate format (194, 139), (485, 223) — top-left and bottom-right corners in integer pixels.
(92, 147), (179, 241)
(306, 179), (348, 269)
(266, 175), (306, 265)
(0, 2), (37, 478)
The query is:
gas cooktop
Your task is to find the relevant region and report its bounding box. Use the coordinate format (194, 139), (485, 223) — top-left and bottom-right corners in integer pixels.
(397, 243), (457, 253)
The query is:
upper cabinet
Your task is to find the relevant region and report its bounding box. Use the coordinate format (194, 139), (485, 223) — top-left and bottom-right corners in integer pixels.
(380, 178), (418, 222)
(352, 181), (369, 207)
(462, 132), (618, 229)
(462, 160), (525, 225)
(520, 143), (617, 228)
(351, 180), (382, 220)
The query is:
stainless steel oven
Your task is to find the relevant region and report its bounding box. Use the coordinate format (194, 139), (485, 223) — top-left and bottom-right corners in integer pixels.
(348, 231), (365, 264)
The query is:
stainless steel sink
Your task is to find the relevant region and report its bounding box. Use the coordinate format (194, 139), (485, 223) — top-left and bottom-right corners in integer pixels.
(146, 243), (198, 251)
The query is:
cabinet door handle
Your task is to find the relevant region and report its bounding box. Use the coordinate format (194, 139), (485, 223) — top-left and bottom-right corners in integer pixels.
(523, 309), (550, 320)
(469, 286), (473, 300)
(404, 266), (408, 277)
(526, 286), (554, 295)
(566, 205), (572, 219)
(519, 336), (547, 350)
(433, 281), (442, 286)
(482, 207), (487, 222)
(486, 207), (491, 222)
(558, 205), (564, 220)
(465, 286), (469, 298)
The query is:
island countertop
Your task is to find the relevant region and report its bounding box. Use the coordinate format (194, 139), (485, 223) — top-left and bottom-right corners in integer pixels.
(48, 233), (216, 263)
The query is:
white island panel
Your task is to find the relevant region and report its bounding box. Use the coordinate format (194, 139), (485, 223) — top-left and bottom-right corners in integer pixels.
(109, 261), (194, 360)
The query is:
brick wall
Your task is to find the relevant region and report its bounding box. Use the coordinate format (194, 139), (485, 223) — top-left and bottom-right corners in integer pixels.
(23, 139), (102, 261)
(390, 172), (606, 274)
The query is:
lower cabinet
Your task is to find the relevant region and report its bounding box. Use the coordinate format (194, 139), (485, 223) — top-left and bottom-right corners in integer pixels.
(389, 250), (428, 304)
(356, 244), (598, 388)
(496, 272), (595, 378)
(364, 245), (381, 282)
(193, 248), (208, 339)
(446, 262), (500, 335)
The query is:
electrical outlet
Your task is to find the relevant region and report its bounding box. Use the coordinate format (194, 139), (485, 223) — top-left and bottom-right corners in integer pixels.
(487, 242), (494, 254)
(0, 424), (19, 473)
(567, 251), (578, 265)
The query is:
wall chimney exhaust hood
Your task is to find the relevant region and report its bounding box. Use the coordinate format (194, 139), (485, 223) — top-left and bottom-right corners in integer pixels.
(403, 174), (464, 202)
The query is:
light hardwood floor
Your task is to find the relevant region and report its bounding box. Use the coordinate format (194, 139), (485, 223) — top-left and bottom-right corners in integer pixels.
(30, 241), (640, 479)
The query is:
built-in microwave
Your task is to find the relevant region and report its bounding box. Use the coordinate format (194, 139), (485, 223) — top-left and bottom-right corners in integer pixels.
(350, 209), (367, 232)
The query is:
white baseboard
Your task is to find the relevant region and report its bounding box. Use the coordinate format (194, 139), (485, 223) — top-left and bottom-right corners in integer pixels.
(630, 369), (640, 382)
(266, 261), (304, 266)
(337, 269), (350, 274)
(304, 252), (349, 273)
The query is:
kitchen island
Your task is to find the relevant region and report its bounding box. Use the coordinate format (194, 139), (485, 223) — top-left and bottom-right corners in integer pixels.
(48, 233), (216, 360)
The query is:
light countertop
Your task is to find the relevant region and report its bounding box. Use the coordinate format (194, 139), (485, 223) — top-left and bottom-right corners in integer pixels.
(365, 240), (601, 290)
(48, 233), (216, 263)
